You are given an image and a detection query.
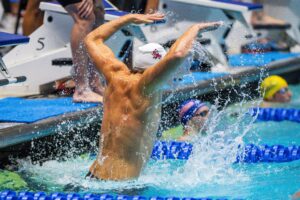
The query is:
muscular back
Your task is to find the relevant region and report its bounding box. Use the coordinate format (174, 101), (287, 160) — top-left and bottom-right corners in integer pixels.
(89, 68), (161, 180)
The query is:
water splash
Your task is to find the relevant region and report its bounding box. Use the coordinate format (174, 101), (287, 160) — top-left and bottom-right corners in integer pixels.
(16, 93), (261, 194)
(11, 19), (274, 197)
(141, 106), (256, 192)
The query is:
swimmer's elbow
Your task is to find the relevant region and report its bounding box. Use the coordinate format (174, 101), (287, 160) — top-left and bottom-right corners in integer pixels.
(170, 50), (186, 59)
(84, 34), (94, 47)
(85, 33), (104, 46)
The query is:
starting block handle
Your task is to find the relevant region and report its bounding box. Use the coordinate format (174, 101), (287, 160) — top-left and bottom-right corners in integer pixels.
(144, 19), (167, 26)
(0, 76), (27, 86)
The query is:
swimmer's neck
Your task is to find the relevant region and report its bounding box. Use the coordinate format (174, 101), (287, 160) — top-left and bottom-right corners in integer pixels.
(183, 126), (207, 138)
(260, 101), (283, 108)
(184, 125), (199, 136)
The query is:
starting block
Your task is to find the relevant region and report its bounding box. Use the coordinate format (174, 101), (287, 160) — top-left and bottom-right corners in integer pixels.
(258, 0), (300, 49)
(141, 0), (263, 71)
(0, 0), (141, 96)
(0, 32), (29, 87)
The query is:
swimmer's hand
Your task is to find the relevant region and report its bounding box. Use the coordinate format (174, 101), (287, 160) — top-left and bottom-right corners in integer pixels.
(78, 0), (94, 19)
(197, 21), (223, 33)
(129, 13), (165, 24)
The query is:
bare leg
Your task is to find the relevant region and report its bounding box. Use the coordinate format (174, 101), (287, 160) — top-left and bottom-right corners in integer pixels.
(88, 3), (105, 96)
(88, 61), (105, 95)
(145, 0), (159, 14)
(22, 0), (44, 36)
(93, 1), (105, 27)
(65, 3), (103, 103)
(251, 0), (286, 26)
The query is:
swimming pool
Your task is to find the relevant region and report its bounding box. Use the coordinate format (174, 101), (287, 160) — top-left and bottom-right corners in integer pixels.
(1, 84), (300, 200)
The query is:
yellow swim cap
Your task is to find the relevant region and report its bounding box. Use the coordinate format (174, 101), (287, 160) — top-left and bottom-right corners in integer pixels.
(260, 75), (288, 100)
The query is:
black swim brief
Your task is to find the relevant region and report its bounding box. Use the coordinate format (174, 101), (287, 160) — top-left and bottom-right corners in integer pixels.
(56, 0), (82, 7)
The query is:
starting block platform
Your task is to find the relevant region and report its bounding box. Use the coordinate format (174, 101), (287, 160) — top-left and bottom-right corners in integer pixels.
(0, 32), (29, 46)
(0, 32), (29, 86)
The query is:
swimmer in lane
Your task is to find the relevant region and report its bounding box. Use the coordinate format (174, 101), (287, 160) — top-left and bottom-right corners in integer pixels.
(178, 100), (210, 141)
(260, 75), (292, 107)
(162, 99), (210, 141)
(85, 13), (221, 180)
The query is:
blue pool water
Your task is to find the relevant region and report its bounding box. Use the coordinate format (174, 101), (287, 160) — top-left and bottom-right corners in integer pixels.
(3, 84), (300, 200)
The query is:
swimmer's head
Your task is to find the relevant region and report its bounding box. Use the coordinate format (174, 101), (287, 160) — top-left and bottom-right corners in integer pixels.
(260, 75), (292, 103)
(133, 43), (167, 71)
(178, 99), (209, 133)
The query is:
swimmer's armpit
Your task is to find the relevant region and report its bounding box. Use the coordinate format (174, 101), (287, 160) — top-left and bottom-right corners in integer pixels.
(85, 171), (99, 180)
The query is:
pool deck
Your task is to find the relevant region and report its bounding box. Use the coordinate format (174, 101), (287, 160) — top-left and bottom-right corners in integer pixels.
(0, 106), (102, 149)
(1, 55), (300, 151)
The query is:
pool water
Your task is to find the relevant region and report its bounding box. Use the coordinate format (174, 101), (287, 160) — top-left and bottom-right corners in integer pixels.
(2, 84), (300, 200)
(243, 84), (300, 146)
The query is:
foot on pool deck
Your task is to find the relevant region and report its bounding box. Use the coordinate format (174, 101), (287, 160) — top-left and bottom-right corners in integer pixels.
(73, 89), (103, 103)
(91, 86), (104, 96)
(251, 14), (287, 26)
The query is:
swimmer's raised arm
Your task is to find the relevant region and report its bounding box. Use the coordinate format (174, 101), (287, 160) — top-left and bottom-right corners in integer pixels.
(139, 22), (221, 95)
(85, 14), (164, 81)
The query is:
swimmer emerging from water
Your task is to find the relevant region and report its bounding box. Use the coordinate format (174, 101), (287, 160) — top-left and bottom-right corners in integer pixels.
(178, 100), (210, 140)
(260, 75), (292, 107)
(162, 100), (210, 141)
(84, 13), (221, 180)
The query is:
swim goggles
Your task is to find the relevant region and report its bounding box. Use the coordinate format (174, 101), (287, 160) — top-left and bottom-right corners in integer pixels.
(192, 110), (209, 118)
(277, 87), (289, 95)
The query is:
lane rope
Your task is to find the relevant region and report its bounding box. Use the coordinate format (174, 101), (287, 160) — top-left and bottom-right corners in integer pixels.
(151, 141), (300, 163)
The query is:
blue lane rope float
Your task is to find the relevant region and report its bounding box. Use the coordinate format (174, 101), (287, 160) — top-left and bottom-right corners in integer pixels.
(249, 107), (300, 123)
(236, 144), (300, 163)
(0, 190), (244, 200)
(151, 141), (300, 163)
(151, 141), (193, 160)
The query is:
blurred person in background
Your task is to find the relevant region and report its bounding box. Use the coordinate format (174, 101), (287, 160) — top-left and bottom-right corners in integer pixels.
(109, 0), (159, 14)
(22, 0), (105, 102)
